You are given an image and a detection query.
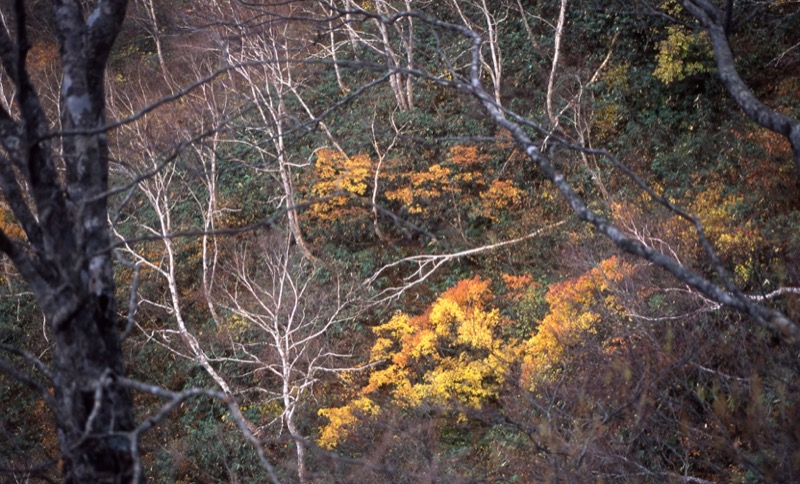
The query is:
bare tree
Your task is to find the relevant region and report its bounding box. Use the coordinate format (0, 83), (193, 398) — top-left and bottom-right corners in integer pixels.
(400, 10), (800, 342)
(331, 0), (416, 110)
(114, 151), (233, 395)
(448, 0), (507, 104)
(231, 13), (320, 263)
(2, 1), (800, 482)
(312, 3), (800, 341)
(546, 0), (567, 125)
(222, 233), (356, 483)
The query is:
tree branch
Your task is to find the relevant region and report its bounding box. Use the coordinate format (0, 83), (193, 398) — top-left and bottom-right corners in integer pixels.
(677, 0), (800, 173)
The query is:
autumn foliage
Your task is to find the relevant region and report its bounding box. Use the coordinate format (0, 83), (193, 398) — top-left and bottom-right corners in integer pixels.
(318, 276), (519, 448)
(3, 0), (800, 482)
(319, 258), (637, 450)
(521, 256), (633, 387)
(310, 148), (373, 220)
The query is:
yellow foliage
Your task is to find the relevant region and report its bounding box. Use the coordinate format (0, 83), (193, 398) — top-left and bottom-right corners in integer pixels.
(385, 163), (459, 214)
(429, 297), (465, 336)
(689, 185), (760, 283)
(653, 26), (712, 84)
(317, 396), (379, 450)
(317, 276), (520, 448)
(593, 102), (620, 141)
(447, 144), (489, 166)
(456, 307), (498, 350)
(381, 144), (527, 222)
(521, 257), (633, 388)
(477, 179), (524, 221)
(224, 314), (252, 336)
(311, 148), (372, 220)
(0, 204), (25, 240)
(384, 144), (489, 216)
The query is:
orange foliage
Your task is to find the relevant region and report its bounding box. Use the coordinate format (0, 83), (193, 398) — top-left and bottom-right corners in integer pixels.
(0, 203), (25, 240)
(476, 179), (523, 221)
(318, 260), (638, 448)
(502, 273), (535, 292)
(317, 276), (521, 448)
(383, 144), (526, 220)
(385, 163), (461, 214)
(521, 256), (633, 388)
(310, 148), (372, 220)
(27, 41), (59, 74)
(447, 144), (490, 166)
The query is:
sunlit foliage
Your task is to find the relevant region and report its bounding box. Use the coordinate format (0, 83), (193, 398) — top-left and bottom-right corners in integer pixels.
(310, 148), (373, 220)
(317, 276), (521, 448)
(653, 25), (713, 84)
(522, 256), (633, 387)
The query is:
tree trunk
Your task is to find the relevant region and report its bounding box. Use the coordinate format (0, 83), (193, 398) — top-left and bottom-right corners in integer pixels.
(547, 0), (568, 125)
(287, 414), (308, 484)
(52, 300), (137, 483)
(0, 1), (137, 480)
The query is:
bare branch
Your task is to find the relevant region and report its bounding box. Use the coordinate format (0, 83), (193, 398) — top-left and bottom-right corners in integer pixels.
(0, 356), (58, 412)
(379, 10), (800, 343)
(367, 220), (567, 303)
(117, 377), (281, 484)
(0, 343), (52, 380)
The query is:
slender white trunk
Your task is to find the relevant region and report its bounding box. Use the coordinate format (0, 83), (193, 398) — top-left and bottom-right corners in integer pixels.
(479, 0), (502, 103)
(200, 136), (222, 326)
(515, 0), (540, 51)
(235, 35), (319, 264)
(285, 404), (307, 483)
(449, 0), (503, 104)
(547, 0), (568, 125)
(403, 0), (414, 109)
(275, 99), (319, 264)
(373, 0), (410, 111)
(145, 173), (233, 394)
(144, 0), (171, 85)
(329, 20), (350, 94)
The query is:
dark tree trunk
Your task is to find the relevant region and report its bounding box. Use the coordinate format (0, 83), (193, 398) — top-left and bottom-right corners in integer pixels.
(0, 0), (136, 481)
(53, 302), (136, 483)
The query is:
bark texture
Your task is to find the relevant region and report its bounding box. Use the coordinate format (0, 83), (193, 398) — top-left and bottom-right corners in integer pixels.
(0, 1), (136, 481)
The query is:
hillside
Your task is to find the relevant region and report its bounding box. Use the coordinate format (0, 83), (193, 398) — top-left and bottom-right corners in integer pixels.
(1, 1), (800, 482)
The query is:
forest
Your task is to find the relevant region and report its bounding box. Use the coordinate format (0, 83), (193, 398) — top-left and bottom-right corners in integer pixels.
(1, 0), (800, 482)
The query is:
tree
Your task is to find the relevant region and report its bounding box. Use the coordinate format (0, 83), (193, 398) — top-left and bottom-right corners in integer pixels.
(675, 0), (800, 172)
(0, 1), (135, 481)
(230, 16), (320, 263)
(222, 233), (355, 482)
(521, 256), (633, 387)
(318, 275), (519, 449)
(114, 139), (233, 395)
(330, 0), (416, 111)
(387, 4), (800, 342)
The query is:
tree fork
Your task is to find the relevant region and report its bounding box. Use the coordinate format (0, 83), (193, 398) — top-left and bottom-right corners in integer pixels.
(0, 0), (137, 481)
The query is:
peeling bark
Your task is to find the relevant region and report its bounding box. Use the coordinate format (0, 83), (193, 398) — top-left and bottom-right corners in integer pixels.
(0, 1), (137, 481)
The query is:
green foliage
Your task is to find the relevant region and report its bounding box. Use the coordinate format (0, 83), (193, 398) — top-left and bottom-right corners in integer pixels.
(7, 0), (800, 481)
(148, 372), (271, 482)
(653, 26), (713, 84)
